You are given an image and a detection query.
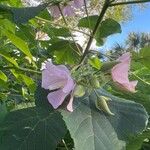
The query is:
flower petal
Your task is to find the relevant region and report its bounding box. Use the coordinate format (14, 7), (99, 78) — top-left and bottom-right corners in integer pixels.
(111, 52), (138, 93)
(63, 5), (75, 16)
(47, 89), (68, 109)
(118, 52), (131, 62)
(63, 76), (75, 93)
(42, 61), (67, 90)
(67, 94), (74, 112)
(50, 5), (61, 18)
(73, 0), (84, 8)
(111, 62), (129, 84)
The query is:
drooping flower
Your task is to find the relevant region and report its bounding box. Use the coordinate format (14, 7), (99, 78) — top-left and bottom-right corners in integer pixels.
(50, 0), (84, 18)
(41, 60), (75, 112)
(111, 52), (138, 93)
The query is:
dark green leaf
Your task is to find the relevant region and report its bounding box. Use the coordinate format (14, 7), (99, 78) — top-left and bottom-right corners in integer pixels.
(127, 130), (150, 150)
(78, 15), (98, 29)
(48, 40), (81, 65)
(78, 16), (121, 45)
(0, 103), (7, 123)
(11, 3), (48, 24)
(0, 107), (67, 150)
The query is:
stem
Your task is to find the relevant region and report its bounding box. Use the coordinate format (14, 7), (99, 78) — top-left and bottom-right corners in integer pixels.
(84, 0), (91, 34)
(57, 5), (83, 55)
(131, 72), (150, 86)
(62, 139), (69, 150)
(0, 66), (41, 74)
(80, 0), (110, 64)
(110, 0), (150, 7)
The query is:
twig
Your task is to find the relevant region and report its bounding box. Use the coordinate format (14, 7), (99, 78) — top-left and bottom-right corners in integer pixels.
(110, 0), (150, 7)
(79, 0), (110, 64)
(62, 139), (69, 150)
(0, 66), (41, 74)
(57, 4), (82, 55)
(131, 72), (150, 86)
(83, 0), (91, 34)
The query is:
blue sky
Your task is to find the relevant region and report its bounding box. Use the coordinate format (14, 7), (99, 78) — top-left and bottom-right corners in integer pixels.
(102, 4), (150, 50)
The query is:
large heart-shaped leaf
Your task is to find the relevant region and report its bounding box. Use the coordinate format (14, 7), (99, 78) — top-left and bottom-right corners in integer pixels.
(0, 4), (48, 24)
(48, 40), (81, 65)
(78, 16), (121, 45)
(0, 87), (67, 150)
(61, 89), (148, 150)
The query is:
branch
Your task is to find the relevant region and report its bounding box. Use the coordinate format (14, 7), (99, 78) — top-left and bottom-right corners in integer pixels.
(110, 0), (150, 7)
(35, 16), (91, 37)
(79, 0), (110, 64)
(0, 66), (41, 74)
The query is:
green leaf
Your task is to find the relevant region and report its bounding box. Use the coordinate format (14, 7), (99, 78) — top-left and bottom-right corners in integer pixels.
(8, 3), (48, 24)
(48, 40), (81, 65)
(96, 18), (122, 38)
(0, 71), (7, 82)
(88, 56), (102, 69)
(19, 74), (36, 93)
(44, 26), (71, 38)
(2, 29), (33, 58)
(0, 106), (67, 150)
(11, 71), (36, 93)
(78, 16), (121, 45)
(0, 52), (19, 67)
(140, 46), (150, 69)
(126, 130), (150, 150)
(0, 103), (7, 123)
(100, 61), (119, 72)
(78, 15), (98, 29)
(61, 89), (148, 150)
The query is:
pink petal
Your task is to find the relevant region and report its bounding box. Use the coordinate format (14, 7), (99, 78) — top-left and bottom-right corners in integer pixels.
(111, 52), (138, 93)
(122, 81), (138, 93)
(57, 65), (70, 74)
(42, 61), (67, 90)
(67, 95), (74, 112)
(63, 76), (75, 93)
(111, 62), (129, 84)
(118, 52), (131, 62)
(50, 5), (61, 18)
(62, 5), (75, 16)
(47, 89), (68, 109)
(73, 0), (84, 8)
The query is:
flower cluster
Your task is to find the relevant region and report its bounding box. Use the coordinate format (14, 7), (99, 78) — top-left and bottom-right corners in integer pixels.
(50, 0), (84, 18)
(41, 52), (138, 112)
(41, 60), (75, 112)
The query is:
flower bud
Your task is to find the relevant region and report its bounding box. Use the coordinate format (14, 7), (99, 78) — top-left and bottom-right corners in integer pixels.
(74, 85), (85, 97)
(95, 96), (114, 116)
(90, 76), (100, 88)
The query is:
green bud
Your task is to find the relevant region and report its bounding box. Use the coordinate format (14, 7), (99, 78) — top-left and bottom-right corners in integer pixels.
(95, 96), (114, 116)
(90, 76), (100, 88)
(74, 85), (85, 97)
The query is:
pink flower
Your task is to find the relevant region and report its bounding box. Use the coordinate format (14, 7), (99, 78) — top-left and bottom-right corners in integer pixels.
(111, 52), (138, 93)
(41, 60), (75, 112)
(50, 0), (84, 18)
(73, 0), (84, 8)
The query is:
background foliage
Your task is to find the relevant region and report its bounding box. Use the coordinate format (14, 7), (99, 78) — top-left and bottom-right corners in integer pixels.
(0, 0), (150, 150)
